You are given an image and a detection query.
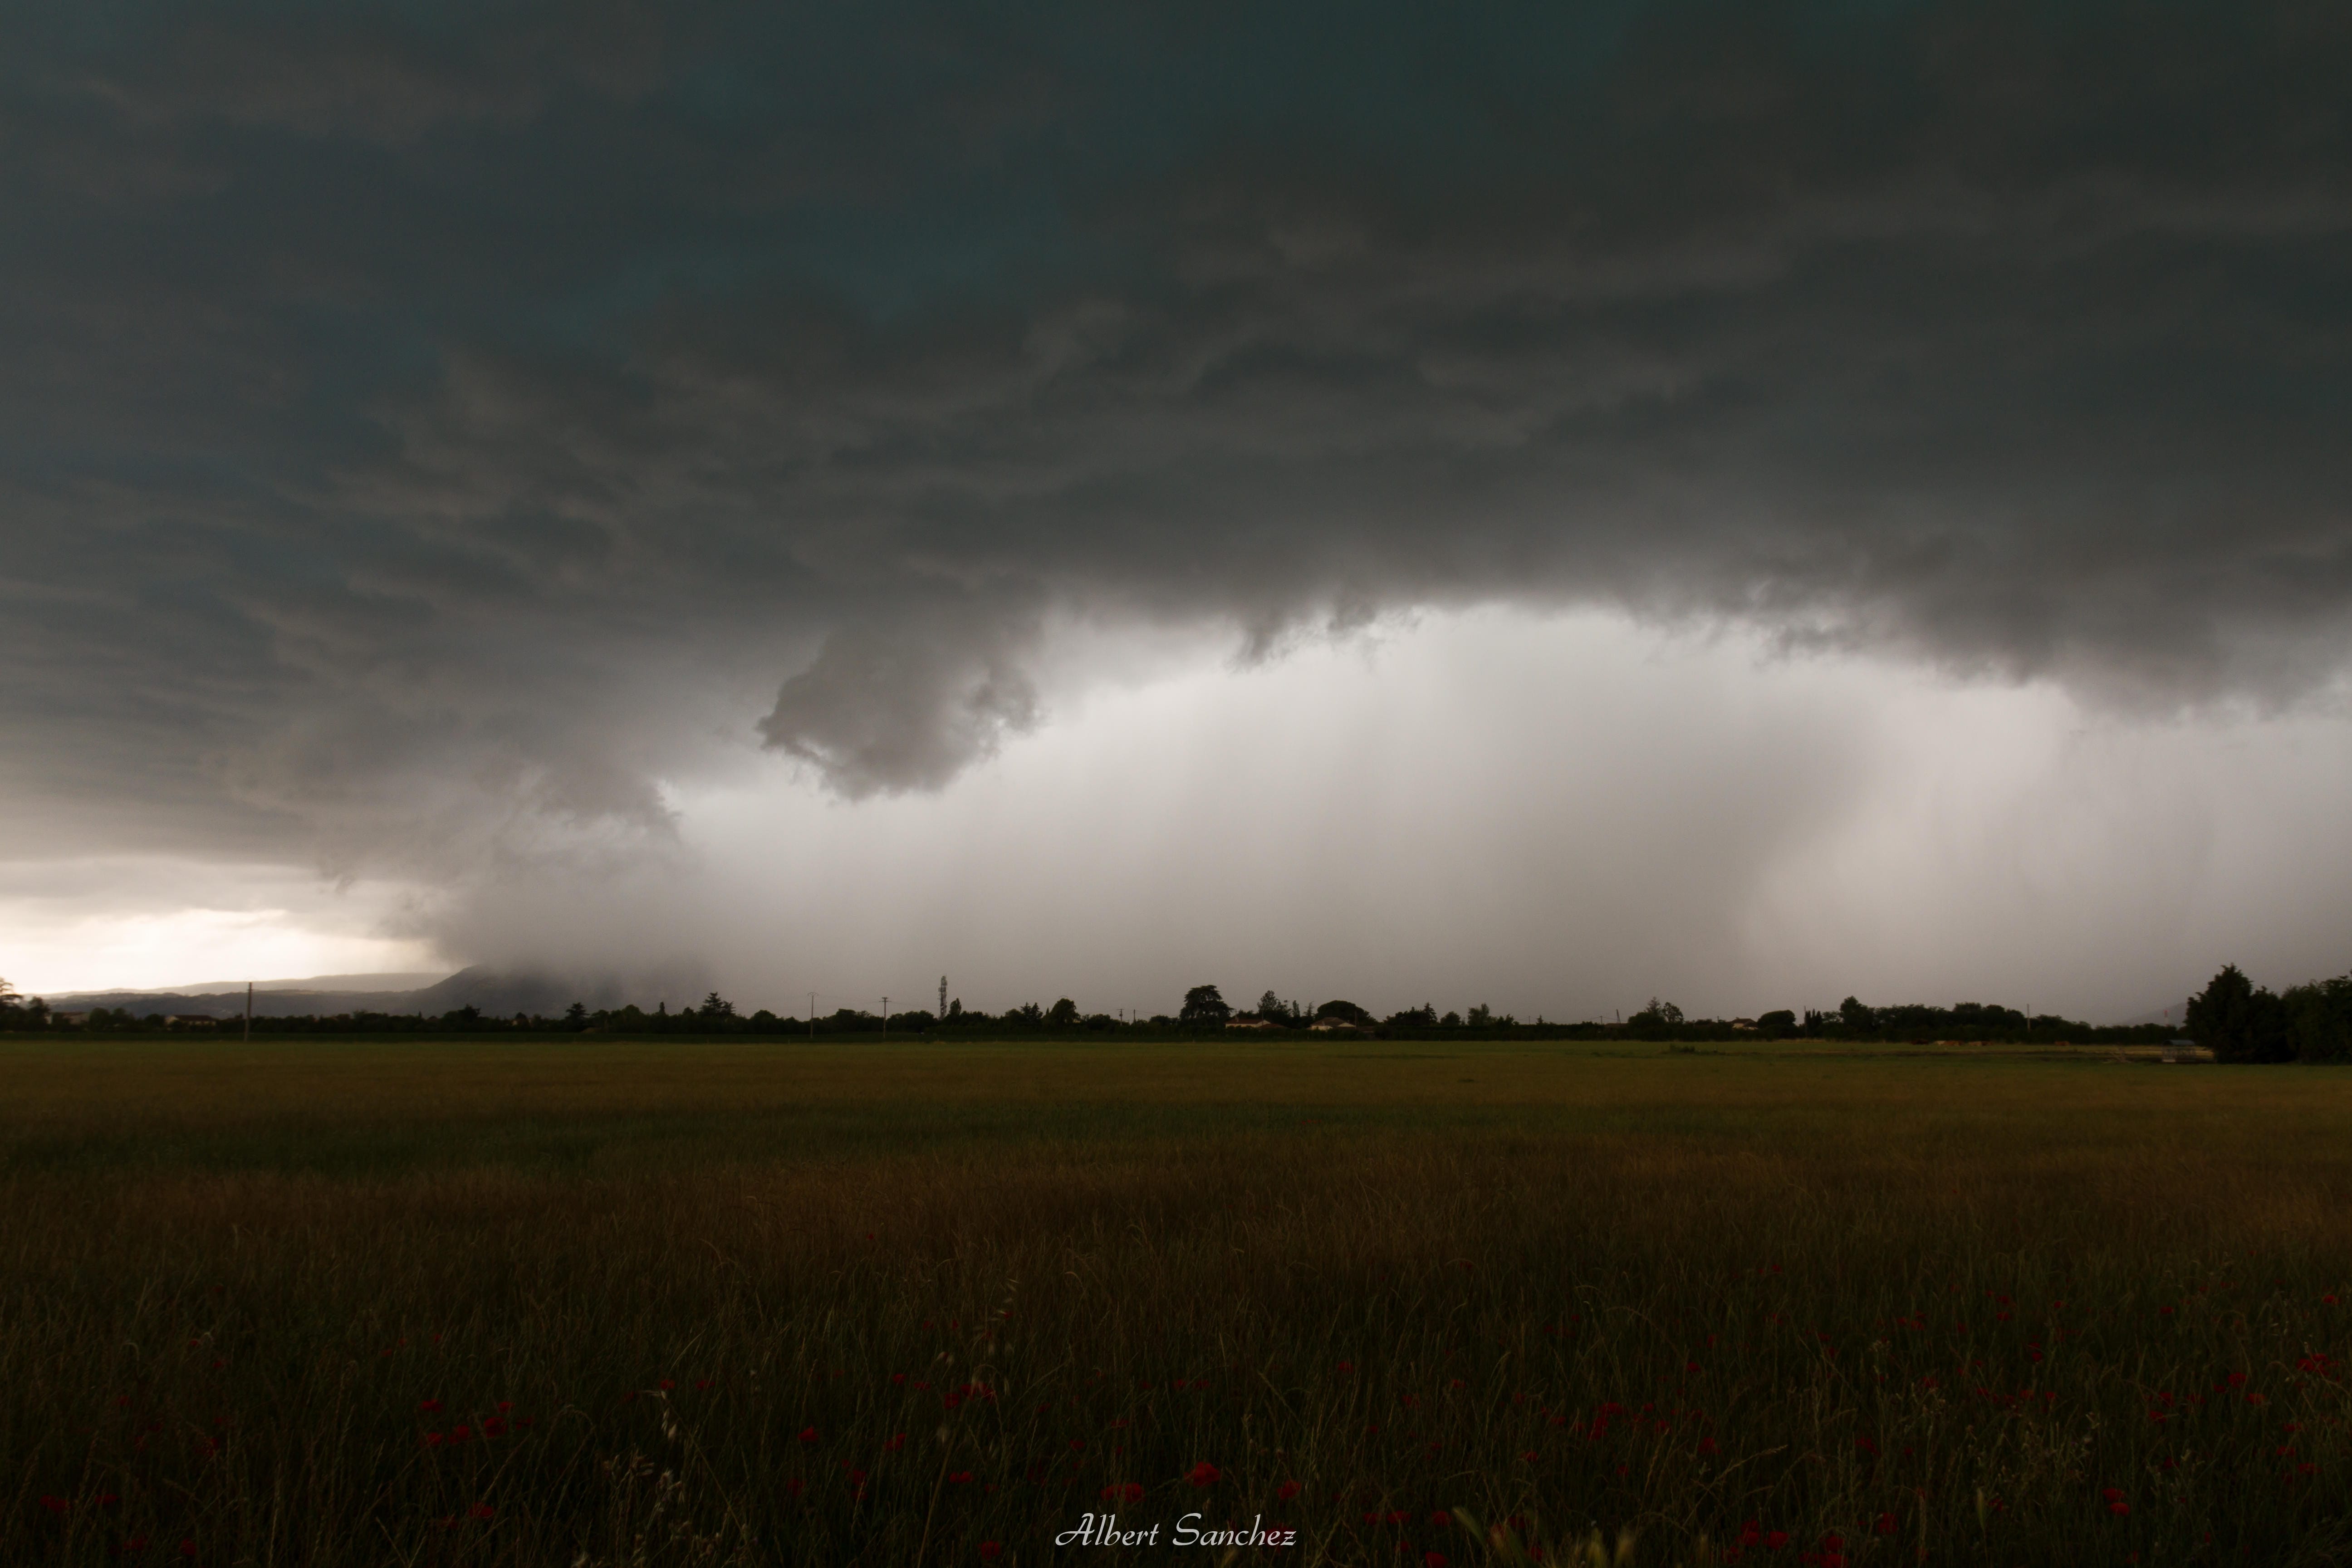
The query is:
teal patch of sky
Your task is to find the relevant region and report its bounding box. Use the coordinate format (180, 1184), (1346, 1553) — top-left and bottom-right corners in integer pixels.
(614, 3), (1671, 323)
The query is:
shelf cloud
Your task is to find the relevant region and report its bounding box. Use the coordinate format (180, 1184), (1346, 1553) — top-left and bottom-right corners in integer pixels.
(5, 2), (2349, 996)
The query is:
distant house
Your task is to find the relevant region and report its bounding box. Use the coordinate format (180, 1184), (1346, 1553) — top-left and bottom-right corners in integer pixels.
(1730, 1019), (1757, 1031)
(164, 1014), (219, 1029)
(1308, 1017), (1360, 1034)
(2161, 1038), (2210, 1064)
(53, 1011), (91, 1026)
(1225, 1014), (1281, 1030)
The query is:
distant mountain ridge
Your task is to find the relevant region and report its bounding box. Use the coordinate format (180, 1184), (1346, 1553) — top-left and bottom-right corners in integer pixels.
(41, 964), (716, 1019)
(87, 971), (450, 998)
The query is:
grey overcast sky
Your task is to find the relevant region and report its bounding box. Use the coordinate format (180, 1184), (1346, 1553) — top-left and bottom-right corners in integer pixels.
(4, 2), (2350, 1018)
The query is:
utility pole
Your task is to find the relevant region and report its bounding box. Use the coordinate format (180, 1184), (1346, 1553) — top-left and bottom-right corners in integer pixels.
(244, 981), (254, 1043)
(939, 975), (947, 1018)
(882, 997), (889, 1040)
(808, 992), (815, 1042)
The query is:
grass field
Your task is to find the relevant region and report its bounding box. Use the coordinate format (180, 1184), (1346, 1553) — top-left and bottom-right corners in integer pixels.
(3, 1038), (2347, 1566)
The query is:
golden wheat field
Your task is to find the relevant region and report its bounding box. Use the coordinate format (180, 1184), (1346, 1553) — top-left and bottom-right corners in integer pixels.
(3, 1038), (2347, 1567)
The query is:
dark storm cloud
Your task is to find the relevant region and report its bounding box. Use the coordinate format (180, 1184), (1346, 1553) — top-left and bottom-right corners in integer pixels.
(4, 1), (2349, 865)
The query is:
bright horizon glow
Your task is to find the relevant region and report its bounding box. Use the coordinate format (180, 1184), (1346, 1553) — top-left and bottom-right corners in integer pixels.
(0, 862), (440, 997)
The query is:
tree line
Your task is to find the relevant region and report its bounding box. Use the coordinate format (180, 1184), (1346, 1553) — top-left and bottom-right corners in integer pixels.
(2182, 963), (2352, 1063)
(3, 969), (2346, 1054)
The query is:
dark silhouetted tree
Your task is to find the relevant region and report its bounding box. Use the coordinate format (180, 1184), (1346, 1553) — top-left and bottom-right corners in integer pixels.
(1047, 997), (1080, 1026)
(1180, 985), (1231, 1024)
(2186, 964), (2293, 1063)
(2283, 973), (2352, 1062)
(1315, 999), (1373, 1027)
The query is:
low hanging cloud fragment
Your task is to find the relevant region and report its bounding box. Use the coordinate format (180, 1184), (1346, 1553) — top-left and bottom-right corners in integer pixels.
(758, 612), (1044, 798)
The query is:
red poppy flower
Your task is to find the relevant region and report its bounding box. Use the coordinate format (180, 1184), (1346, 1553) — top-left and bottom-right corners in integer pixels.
(799, 1426), (819, 1443)
(468, 1504), (494, 1521)
(39, 1495), (68, 1515)
(695, 1380), (712, 1391)
(450, 1425), (471, 1444)
(1425, 1554), (1449, 1567)
(1873, 1514), (1896, 1536)
(1279, 1481), (1301, 1500)
(122, 1537), (150, 1553)
(418, 1400), (442, 1413)
(1187, 1462), (1219, 1488)
(978, 1544), (1003, 1560)
(948, 1471), (973, 1484)
(659, 1379), (676, 1392)
(1764, 1531), (1788, 1549)
(885, 1432), (906, 1451)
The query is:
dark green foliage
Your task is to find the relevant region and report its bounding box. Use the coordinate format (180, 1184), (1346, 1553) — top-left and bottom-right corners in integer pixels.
(1255, 991), (1305, 1025)
(1627, 999), (1685, 1036)
(1315, 999), (1373, 1027)
(2186, 965), (2295, 1063)
(2283, 973), (2352, 1063)
(1179, 985), (1231, 1024)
